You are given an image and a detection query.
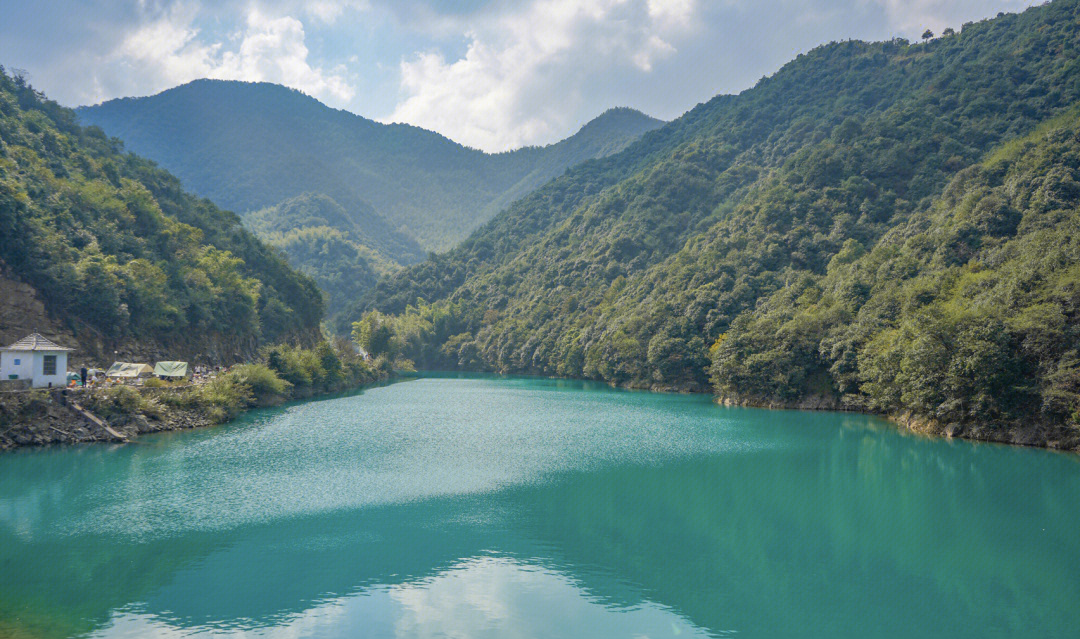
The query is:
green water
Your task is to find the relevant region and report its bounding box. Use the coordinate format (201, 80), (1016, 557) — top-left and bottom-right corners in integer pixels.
(1, 375), (1078, 638)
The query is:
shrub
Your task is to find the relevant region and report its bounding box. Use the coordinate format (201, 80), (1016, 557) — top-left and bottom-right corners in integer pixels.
(393, 357), (417, 373)
(196, 375), (255, 422)
(88, 386), (163, 419)
(227, 363), (292, 399)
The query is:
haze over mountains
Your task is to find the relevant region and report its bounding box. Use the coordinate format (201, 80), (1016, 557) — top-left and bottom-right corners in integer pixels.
(76, 80), (663, 315)
(76, 81), (664, 256)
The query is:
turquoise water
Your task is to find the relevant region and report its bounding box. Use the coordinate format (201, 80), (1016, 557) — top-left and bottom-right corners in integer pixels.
(1, 374), (1078, 638)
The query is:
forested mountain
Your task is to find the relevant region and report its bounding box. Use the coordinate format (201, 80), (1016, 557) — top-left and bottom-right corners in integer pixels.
(0, 68), (323, 361)
(76, 83), (663, 254)
(355, 0), (1080, 434)
(242, 193), (399, 316)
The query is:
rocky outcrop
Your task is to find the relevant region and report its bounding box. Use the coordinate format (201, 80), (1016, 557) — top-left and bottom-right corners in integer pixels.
(716, 393), (844, 412)
(0, 268), (78, 359)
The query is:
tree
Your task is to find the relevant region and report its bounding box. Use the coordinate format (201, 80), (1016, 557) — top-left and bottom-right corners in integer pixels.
(352, 311), (398, 359)
(922, 29), (934, 41)
(943, 27), (956, 36)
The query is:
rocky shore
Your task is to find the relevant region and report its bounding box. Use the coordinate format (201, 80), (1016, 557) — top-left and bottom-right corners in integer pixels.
(0, 387), (214, 449)
(893, 412), (1080, 453)
(716, 393), (1080, 453)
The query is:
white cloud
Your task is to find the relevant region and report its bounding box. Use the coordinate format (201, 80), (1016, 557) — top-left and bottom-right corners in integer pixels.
(647, 0), (697, 28)
(2, 0), (1045, 149)
(99, 2), (354, 104)
(385, 0), (697, 151)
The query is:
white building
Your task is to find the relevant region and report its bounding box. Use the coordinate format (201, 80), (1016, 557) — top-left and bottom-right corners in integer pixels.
(0, 333), (74, 388)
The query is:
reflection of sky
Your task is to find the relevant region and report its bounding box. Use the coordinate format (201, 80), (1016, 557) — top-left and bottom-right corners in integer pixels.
(92, 556), (717, 639)
(4, 375), (1080, 639)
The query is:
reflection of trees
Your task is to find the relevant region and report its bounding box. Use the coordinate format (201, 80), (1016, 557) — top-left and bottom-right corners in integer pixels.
(516, 427), (1080, 637)
(2, 414), (1078, 638)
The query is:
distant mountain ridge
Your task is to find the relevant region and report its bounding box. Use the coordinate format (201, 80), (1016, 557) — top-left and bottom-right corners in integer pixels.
(75, 81), (664, 256)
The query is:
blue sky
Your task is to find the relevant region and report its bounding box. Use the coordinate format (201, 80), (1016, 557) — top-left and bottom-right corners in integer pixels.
(0, 0), (1040, 151)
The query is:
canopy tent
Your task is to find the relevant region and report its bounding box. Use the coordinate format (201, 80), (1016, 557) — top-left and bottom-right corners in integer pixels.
(154, 361), (189, 378)
(106, 362), (154, 378)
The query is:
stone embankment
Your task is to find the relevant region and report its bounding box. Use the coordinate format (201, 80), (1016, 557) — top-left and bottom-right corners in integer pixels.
(0, 387), (212, 450)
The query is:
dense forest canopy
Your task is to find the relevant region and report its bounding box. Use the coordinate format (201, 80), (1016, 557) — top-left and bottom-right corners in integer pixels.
(0, 69), (323, 358)
(243, 193), (399, 318)
(76, 85), (664, 255)
(355, 0), (1080, 432)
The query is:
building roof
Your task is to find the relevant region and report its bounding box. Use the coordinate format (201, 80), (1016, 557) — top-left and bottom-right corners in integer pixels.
(1, 333), (74, 352)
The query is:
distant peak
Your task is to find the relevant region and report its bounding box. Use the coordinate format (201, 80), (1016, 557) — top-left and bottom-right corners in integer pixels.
(82, 78), (320, 110)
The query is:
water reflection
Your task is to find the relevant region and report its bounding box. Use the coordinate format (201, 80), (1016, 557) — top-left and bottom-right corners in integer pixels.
(1, 376), (1078, 638)
(96, 556), (718, 639)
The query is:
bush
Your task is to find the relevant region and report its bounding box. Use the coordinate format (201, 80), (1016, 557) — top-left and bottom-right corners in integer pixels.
(89, 386), (163, 419)
(227, 363), (292, 399)
(263, 340), (369, 395)
(196, 376), (255, 423)
(393, 357), (417, 373)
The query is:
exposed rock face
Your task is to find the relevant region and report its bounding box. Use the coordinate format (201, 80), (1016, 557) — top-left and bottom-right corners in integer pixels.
(0, 266), (269, 367)
(0, 269), (78, 358)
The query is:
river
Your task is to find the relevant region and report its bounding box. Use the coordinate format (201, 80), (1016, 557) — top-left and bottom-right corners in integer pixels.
(1, 374), (1078, 638)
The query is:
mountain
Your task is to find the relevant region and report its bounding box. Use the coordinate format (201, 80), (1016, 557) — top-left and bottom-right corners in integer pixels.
(75, 83), (664, 254)
(0, 68), (324, 362)
(353, 0), (1080, 438)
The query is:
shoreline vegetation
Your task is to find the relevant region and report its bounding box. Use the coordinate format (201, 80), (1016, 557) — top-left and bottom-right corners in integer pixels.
(0, 340), (391, 450)
(2, 361), (1075, 453)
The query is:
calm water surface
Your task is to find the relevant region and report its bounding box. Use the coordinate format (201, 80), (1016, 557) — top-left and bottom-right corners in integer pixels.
(1, 374), (1078, 638)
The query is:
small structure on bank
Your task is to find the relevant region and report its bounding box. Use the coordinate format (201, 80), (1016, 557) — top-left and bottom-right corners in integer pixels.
(106, 362), (154, 379)
(154, 361), (189, 379)
(0, 333), (74, 388)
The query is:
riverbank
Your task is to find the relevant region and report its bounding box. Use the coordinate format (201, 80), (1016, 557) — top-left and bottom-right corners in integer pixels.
(0, 375), (390, 450)
(0, 341), (391, 450)
(0, 386), (212, 448)
(715, 393), (1080, 453)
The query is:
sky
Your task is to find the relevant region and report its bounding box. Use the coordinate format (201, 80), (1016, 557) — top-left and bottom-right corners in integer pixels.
(0, 0), (1042, 152)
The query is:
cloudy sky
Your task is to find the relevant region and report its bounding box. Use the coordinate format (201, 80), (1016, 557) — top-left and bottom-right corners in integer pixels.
(0, 0), (1040, 151)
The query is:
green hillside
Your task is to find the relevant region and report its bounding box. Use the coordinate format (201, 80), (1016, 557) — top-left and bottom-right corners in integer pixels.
(0, 69), (324, 360)
(355, 1), (1080, 433)
(242, 193), (399, 317)
(76, 84), (663, 254)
